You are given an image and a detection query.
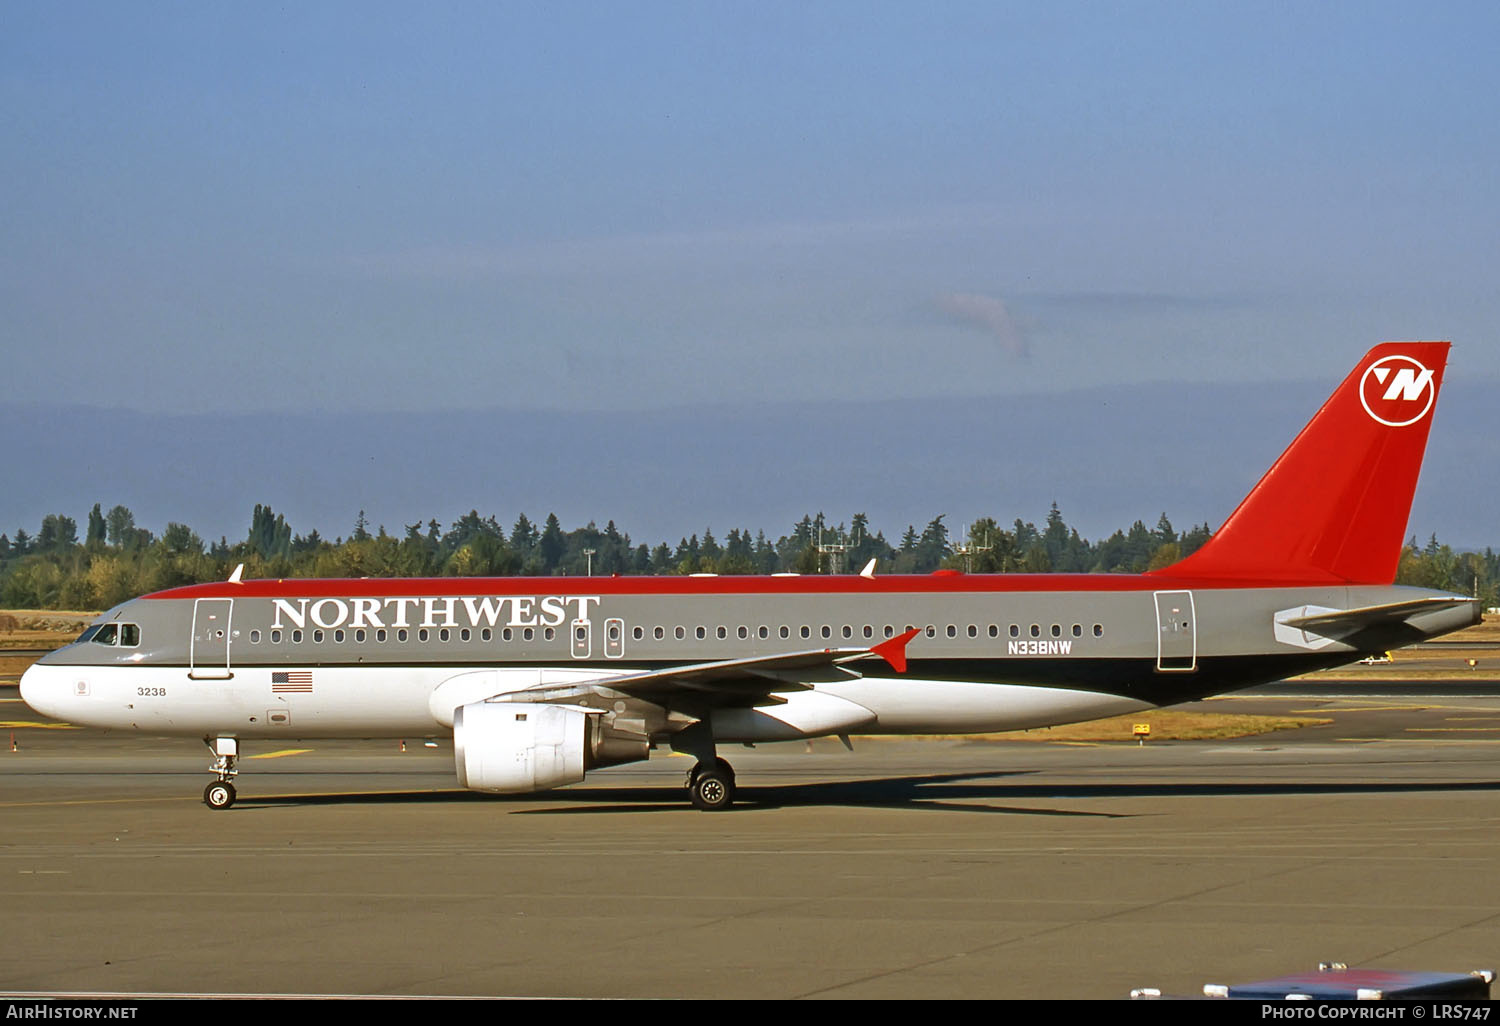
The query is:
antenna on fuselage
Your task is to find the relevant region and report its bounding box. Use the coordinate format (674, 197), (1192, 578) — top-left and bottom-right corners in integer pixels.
(228, 563), (244, 584)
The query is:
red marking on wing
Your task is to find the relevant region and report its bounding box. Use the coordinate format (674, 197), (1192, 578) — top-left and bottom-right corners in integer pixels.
(870, 627), (922, 674)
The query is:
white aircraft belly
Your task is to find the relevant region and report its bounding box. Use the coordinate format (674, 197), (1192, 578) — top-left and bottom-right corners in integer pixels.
(816, 678), (1152, 734)
(21, 663), (447, 737)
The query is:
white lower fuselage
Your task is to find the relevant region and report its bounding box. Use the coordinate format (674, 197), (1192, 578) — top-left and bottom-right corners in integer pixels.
(19, 662), (1154, 740)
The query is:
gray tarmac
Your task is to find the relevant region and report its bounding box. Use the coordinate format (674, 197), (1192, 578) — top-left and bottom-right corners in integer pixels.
(2, 690), (1499, 1000)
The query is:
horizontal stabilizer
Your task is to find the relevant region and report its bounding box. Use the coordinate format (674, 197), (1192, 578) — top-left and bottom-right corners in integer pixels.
(1277, 596), (1478, 641)
(1280, 596), (1476, 635)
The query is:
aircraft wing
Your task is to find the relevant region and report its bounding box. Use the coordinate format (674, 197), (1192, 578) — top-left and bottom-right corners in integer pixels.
(1278, 596), (1478, 638)
(484, 628), (922, 708)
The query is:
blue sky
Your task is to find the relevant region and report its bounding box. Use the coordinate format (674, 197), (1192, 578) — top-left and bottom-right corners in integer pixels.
(3, 2), (1498, 554)
(5, 1), (1497, 418)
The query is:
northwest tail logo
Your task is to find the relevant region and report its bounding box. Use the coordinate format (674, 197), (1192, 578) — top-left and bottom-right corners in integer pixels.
(1360, 355), (1436, 427)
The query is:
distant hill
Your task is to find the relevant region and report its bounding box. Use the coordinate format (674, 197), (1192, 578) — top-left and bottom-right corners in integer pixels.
(2, 379), (1495, 550)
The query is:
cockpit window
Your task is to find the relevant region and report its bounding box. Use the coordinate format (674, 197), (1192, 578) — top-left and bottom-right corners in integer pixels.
(76, 625), (101, 644)
(90, 623), (140, 647)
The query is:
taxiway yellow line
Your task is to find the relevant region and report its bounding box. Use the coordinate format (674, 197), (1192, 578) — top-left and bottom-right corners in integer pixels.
(249, 749), (314, 759)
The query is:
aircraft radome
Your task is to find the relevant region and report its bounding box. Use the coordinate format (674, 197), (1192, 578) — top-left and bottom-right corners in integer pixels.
(21, 342), (1479, 810)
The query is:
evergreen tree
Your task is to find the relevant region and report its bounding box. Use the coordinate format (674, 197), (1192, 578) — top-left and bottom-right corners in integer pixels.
(650, 542), (672, 574)
(86, 504), (107, 548)
(511, 513), (538, 556)
(248, 505), (292, 560)
(38, 514), (78, 552)
(538, 514), (566, 572)
(106, 505), (135, 549)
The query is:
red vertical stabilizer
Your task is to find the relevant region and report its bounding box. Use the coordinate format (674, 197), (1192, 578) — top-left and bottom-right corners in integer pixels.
(1156, 341), (1450, 585)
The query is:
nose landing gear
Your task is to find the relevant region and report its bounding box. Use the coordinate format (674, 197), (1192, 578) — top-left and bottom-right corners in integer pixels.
(203, 736), (239, 810)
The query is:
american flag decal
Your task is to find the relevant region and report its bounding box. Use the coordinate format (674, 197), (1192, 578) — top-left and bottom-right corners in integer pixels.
(271, 670), (314, 693)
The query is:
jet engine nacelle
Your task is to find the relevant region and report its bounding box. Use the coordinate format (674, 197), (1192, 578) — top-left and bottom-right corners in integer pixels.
(453, 701), (652, 794)
(454, 701), (589, 793)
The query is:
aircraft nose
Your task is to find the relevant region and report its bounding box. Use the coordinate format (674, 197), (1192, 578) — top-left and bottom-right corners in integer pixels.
(18, 662), (66, 720)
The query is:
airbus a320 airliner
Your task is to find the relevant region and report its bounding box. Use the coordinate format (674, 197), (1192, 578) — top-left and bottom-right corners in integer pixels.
(21, 342), (1480, 810)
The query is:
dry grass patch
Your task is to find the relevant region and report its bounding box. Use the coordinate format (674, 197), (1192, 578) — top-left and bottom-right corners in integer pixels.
(0, 652), (42, 686)
(0, 610), (95, 651)
(891, 710), (1334, 743)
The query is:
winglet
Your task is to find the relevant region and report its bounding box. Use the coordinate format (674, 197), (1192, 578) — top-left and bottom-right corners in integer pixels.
(860, 558), (877, 579)
(228, 563), (244, 584)
(870, 627), (921, 673)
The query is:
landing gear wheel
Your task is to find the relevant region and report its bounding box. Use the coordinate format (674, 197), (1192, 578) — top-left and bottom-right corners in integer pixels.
(203, 781), (236, 810)
(689, 767), (735, 811)
(685, 757), (737, 790)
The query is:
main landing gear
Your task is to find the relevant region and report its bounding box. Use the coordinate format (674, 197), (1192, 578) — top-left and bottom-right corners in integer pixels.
(671, 721), (738, 811)
(203, 736), (239, 810)
(685, 758), (737, 812)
